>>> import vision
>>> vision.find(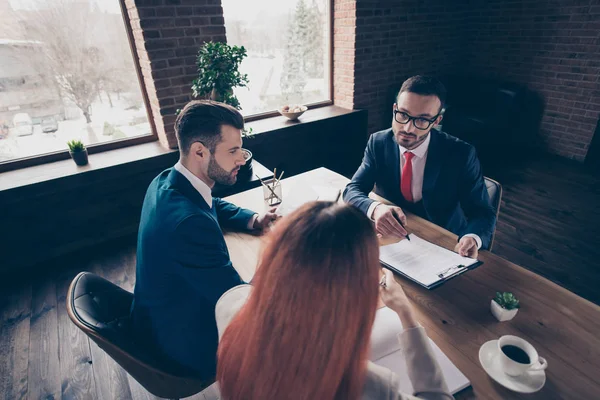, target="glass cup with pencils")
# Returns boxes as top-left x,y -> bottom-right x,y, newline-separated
258,169 -> 284,206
